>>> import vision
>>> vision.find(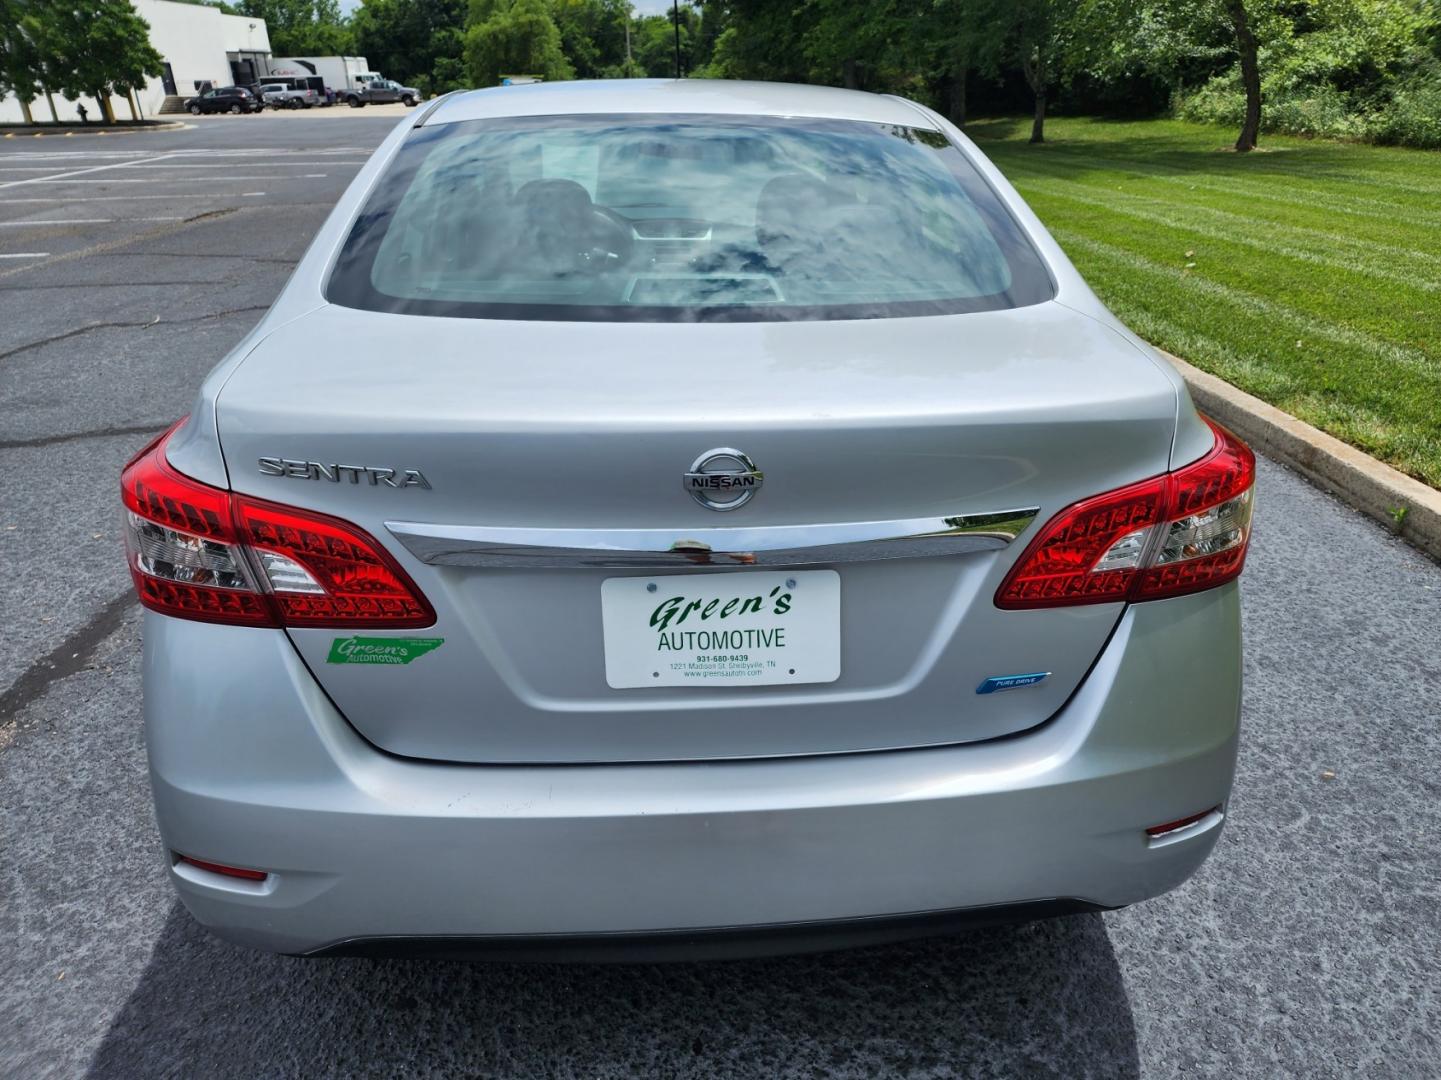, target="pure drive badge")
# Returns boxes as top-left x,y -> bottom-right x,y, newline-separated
259,457 -> 431,489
